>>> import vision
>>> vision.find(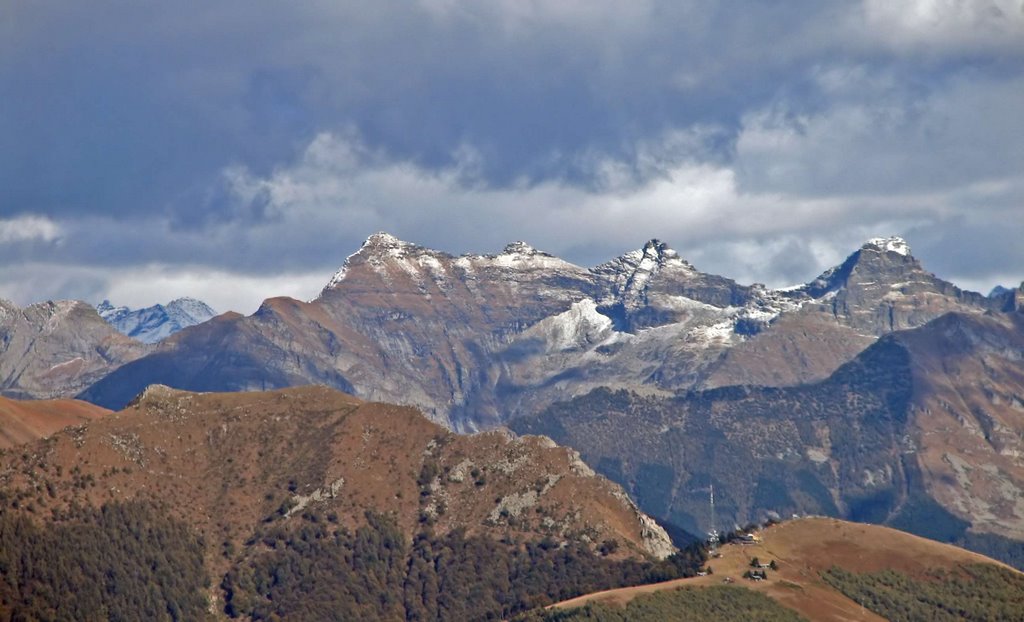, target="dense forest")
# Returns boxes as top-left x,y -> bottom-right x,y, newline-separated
0,498 -> 705,622
223,511 -> 707,621
822,564 -> 1024,621
514,586 -> 806,621
0,502 -> 209,621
